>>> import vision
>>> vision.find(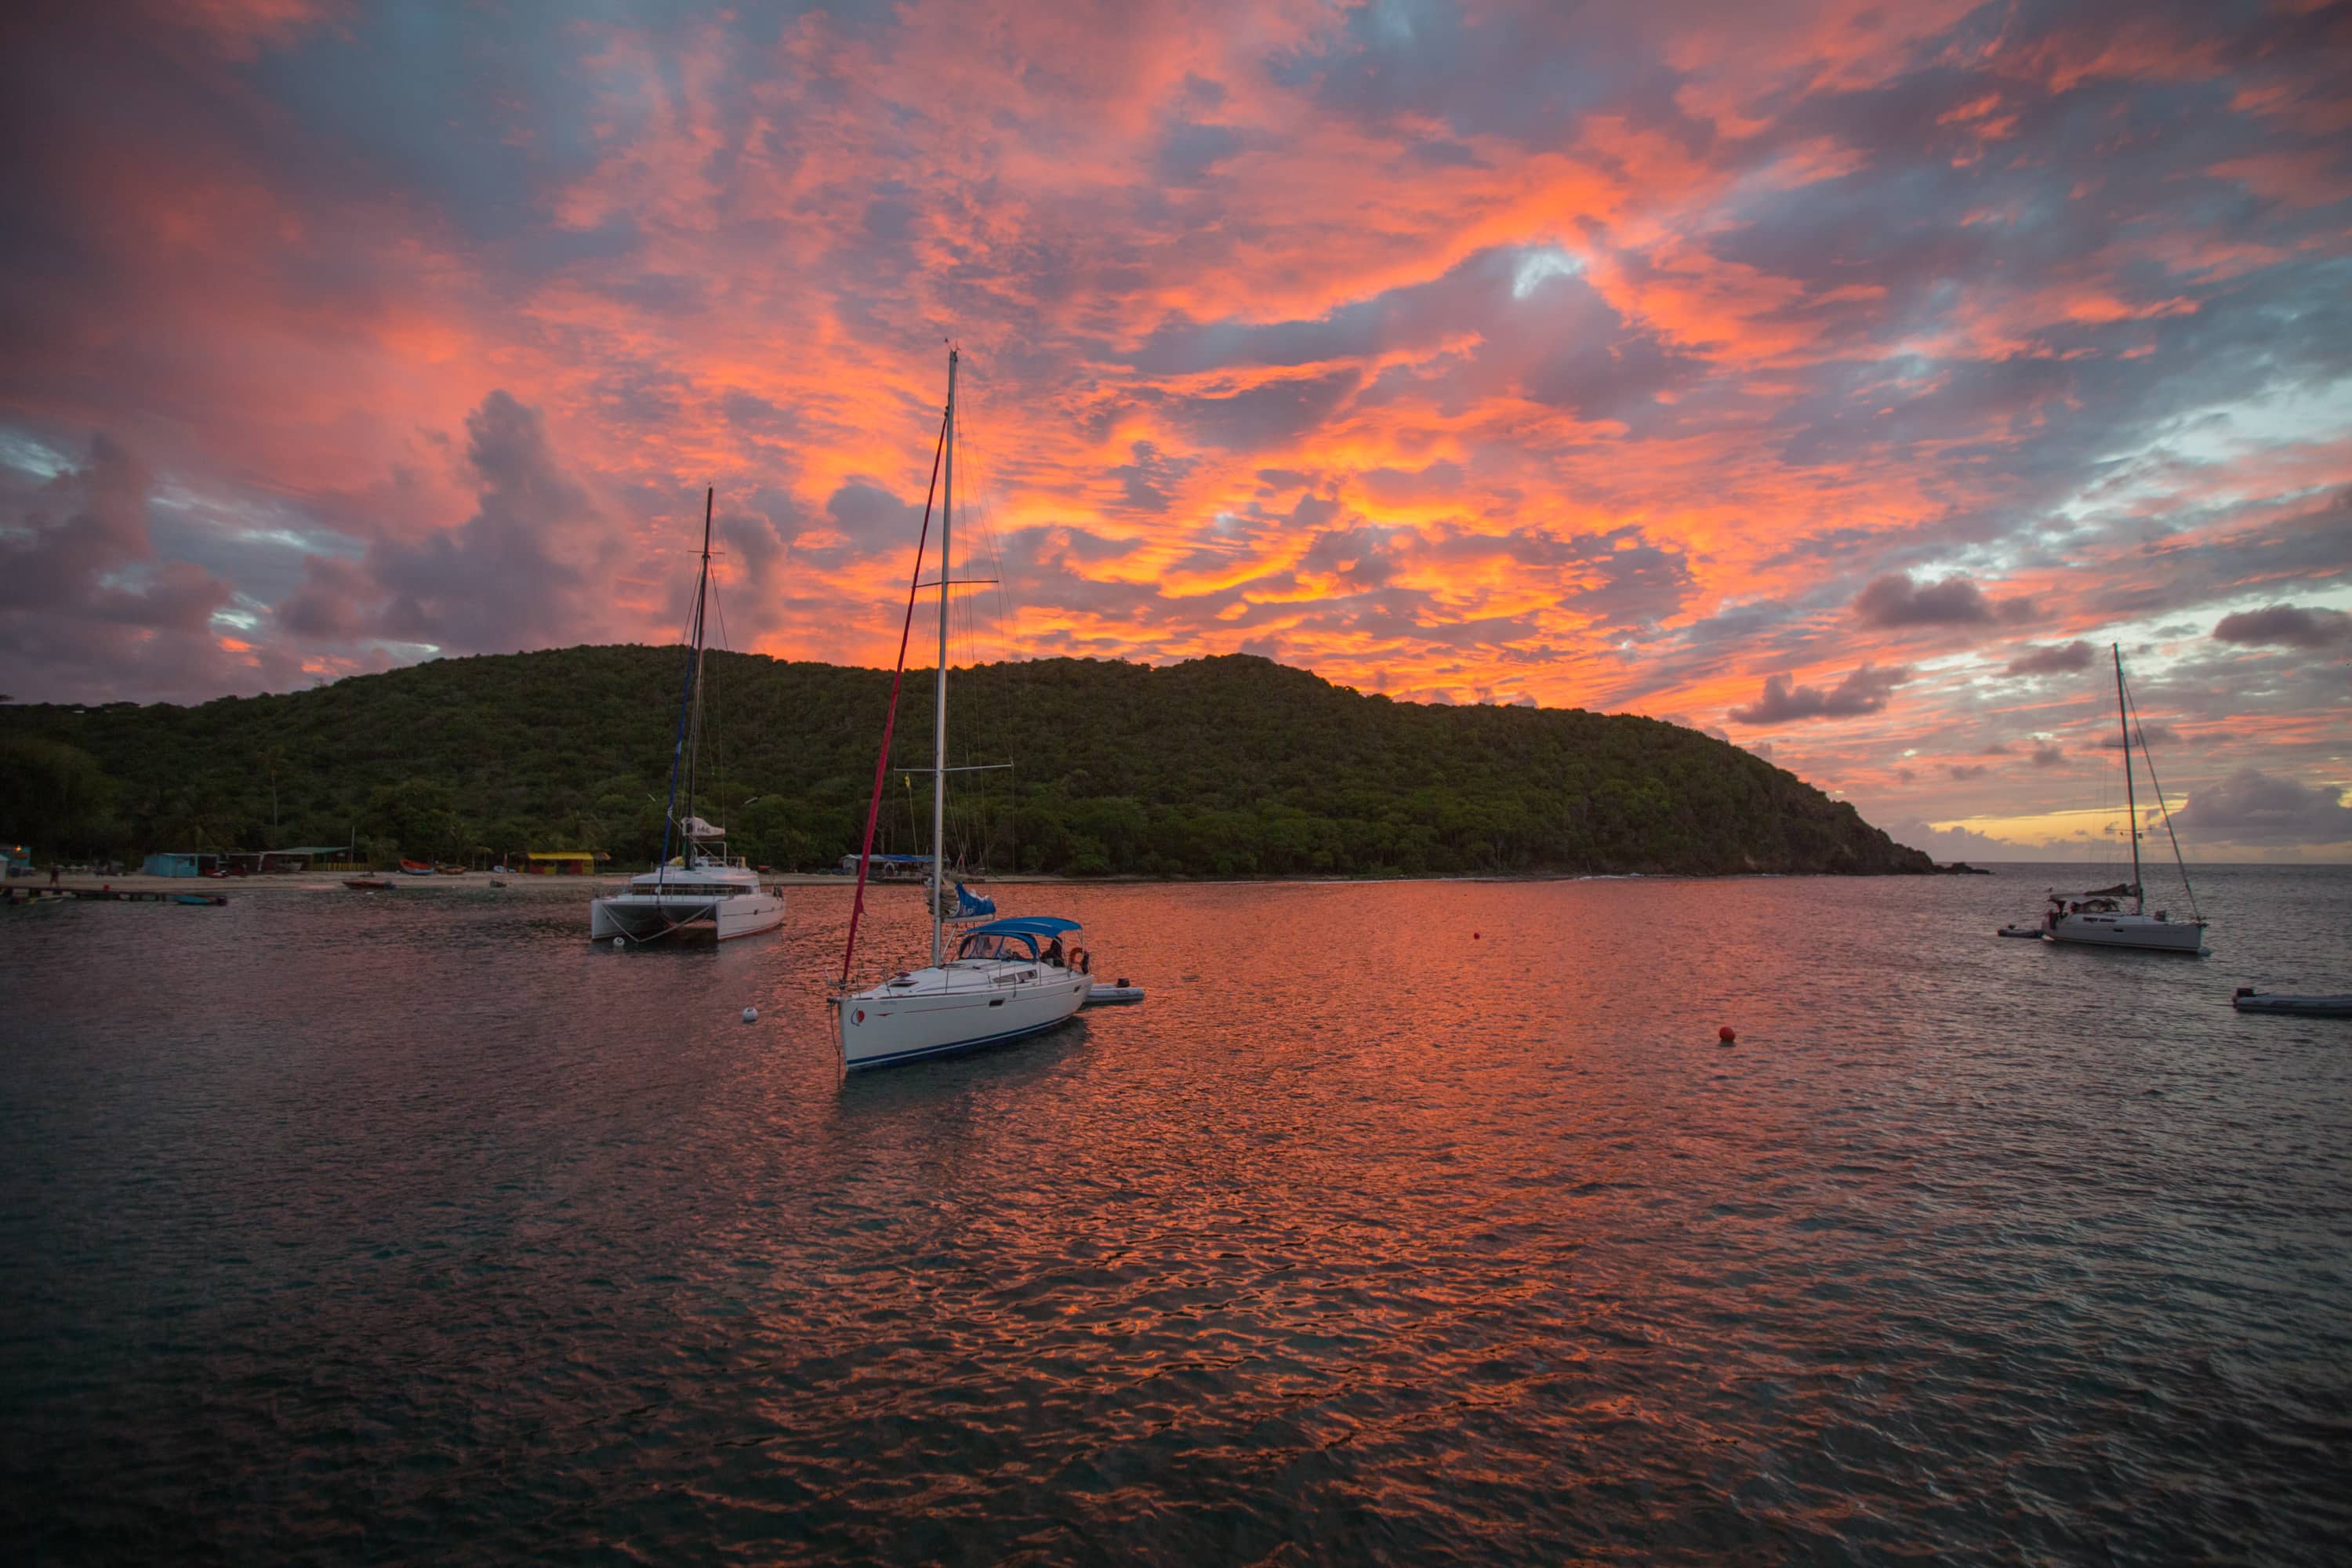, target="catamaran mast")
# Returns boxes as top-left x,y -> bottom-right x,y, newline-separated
2113,643 -> 2142,913
655,487 -> 714,892
687,486 -> 713,866
932,350 -> 956,967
